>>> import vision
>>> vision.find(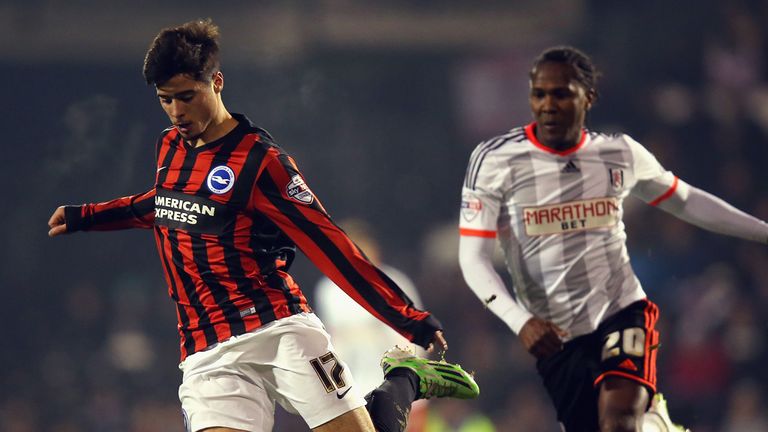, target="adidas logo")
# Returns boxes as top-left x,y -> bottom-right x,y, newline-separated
561,160 -> 580,173
618,358 -> 638,372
